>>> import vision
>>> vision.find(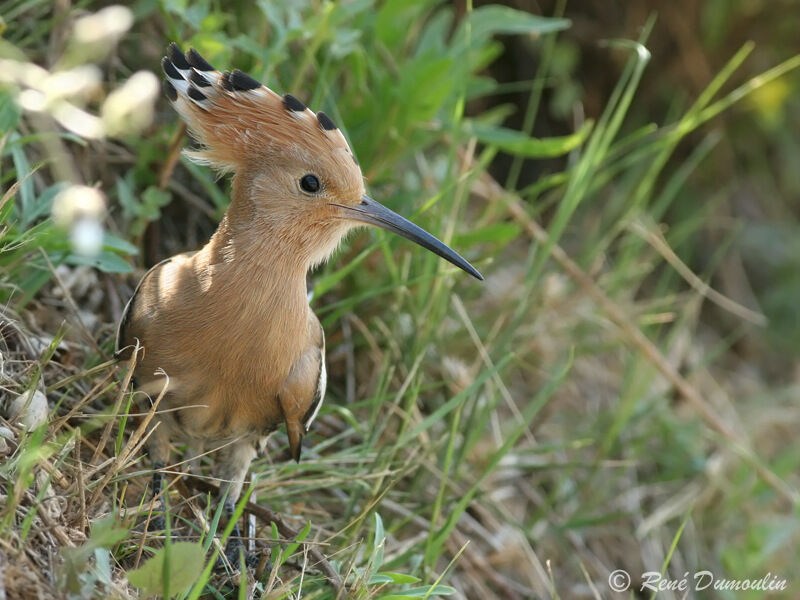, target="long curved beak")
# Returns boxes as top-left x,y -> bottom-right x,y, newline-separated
339,195 -> 483,281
